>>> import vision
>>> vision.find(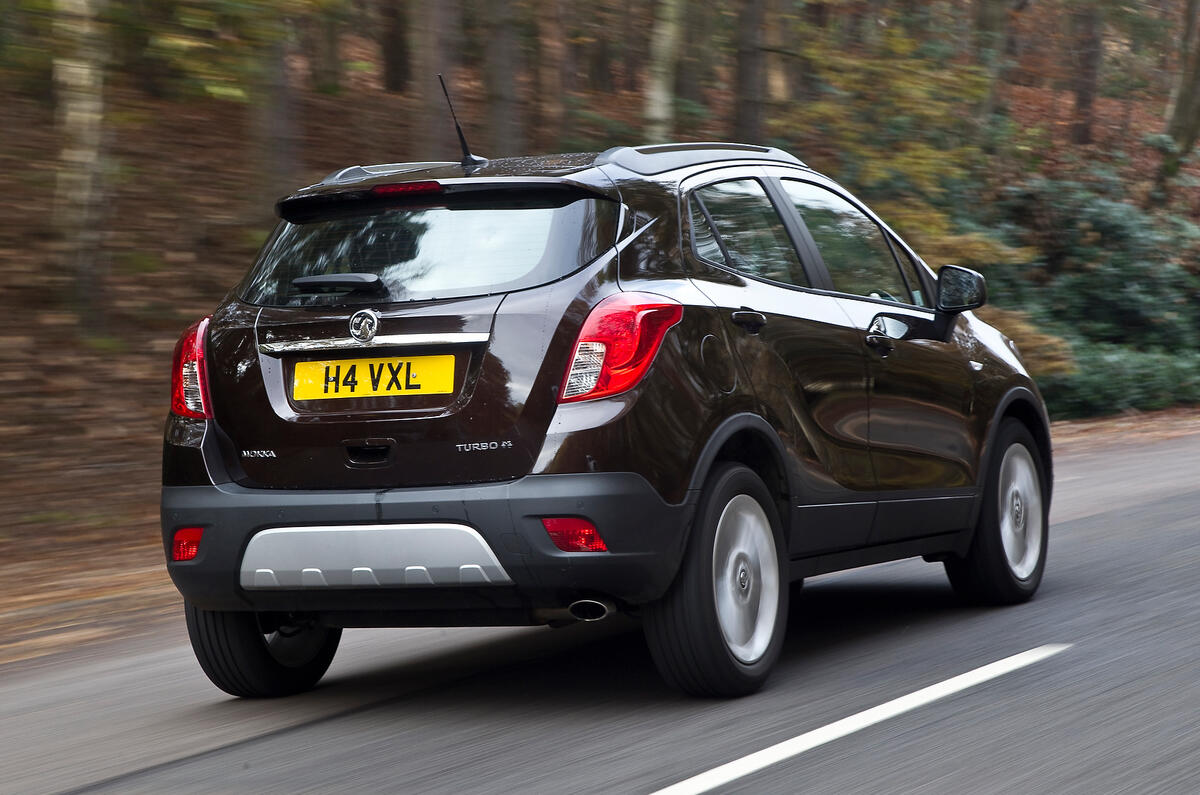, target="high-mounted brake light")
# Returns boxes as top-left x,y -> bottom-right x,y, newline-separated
170,316 -> 212,419
370,181 -> 443,196
172,527 -> 204,561
542,518 -> 607,552
559,292 -> 683,403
